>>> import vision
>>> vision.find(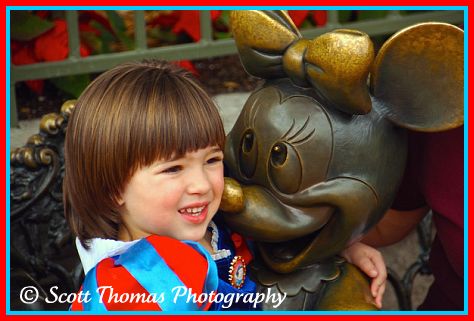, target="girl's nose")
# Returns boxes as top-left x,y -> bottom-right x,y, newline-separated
186,167 -> 212,195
